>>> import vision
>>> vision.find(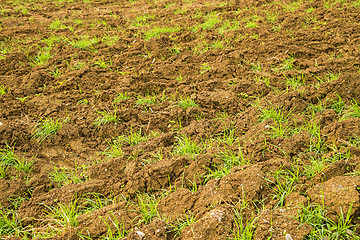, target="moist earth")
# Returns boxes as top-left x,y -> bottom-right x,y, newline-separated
1,0 -> 360,239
